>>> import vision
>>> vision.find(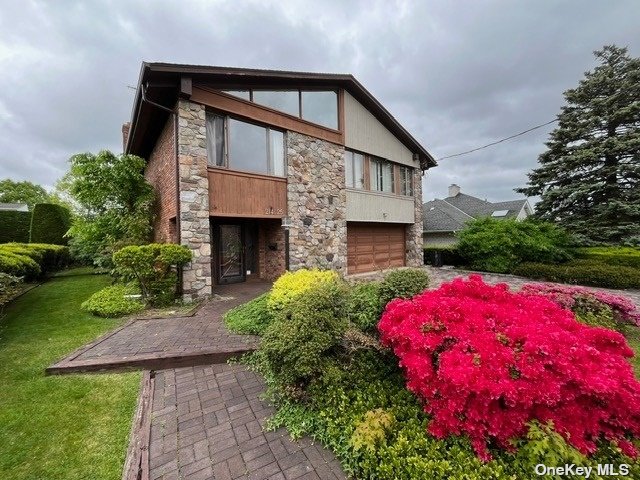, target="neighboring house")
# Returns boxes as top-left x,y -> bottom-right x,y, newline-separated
0,203 -> 29,212
124,63 -> 437,300
423,184 -> 533,246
